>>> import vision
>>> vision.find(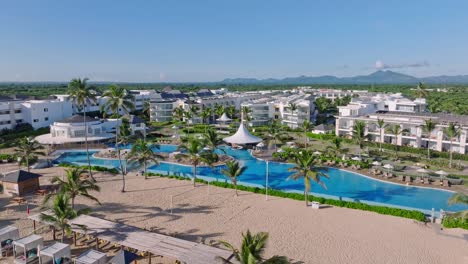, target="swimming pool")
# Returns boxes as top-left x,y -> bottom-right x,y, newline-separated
53,145 -> 468,214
